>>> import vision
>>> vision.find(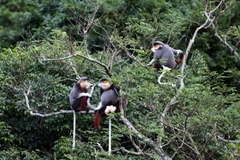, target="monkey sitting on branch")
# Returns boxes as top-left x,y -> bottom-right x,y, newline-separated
145,40 -> 184,71
69,77 -> 95,112
93,78 -> 122,131
145,41 -> 184,86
